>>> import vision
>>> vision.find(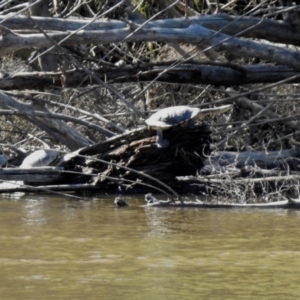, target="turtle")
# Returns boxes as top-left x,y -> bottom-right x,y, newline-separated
145,193 -> 159,204
145,104 -> 232,148
114,197 -> 129,207
19,149 -> 61,168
